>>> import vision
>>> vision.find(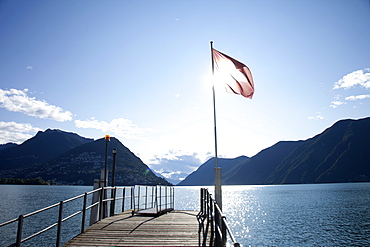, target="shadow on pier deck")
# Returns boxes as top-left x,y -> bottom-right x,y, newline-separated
64,210 -> 212,246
